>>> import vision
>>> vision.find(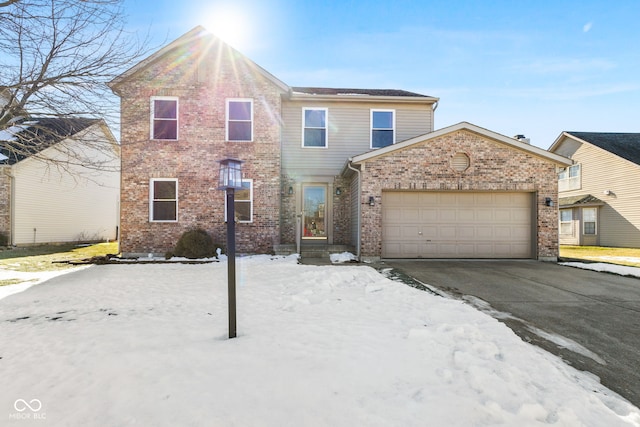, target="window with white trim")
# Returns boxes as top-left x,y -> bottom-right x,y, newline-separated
583,207 -> 597,235
226,99 -> 253,142
150,179 -> 178,222
559,164 -> 581,191
303,108 -> 327,147
560,209 -> 573,235
371,109 -> 395,148
225,179 -> 253,223
151,97 -> 178,140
